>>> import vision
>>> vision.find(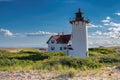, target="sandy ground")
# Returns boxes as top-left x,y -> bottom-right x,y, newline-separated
0,67 -> 120,80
